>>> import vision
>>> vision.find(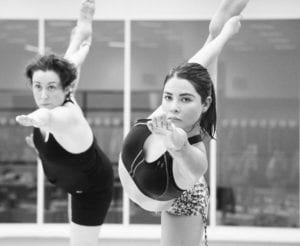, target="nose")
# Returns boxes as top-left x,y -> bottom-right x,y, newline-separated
170,100 -> 180,113
40,89 -> 49,99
